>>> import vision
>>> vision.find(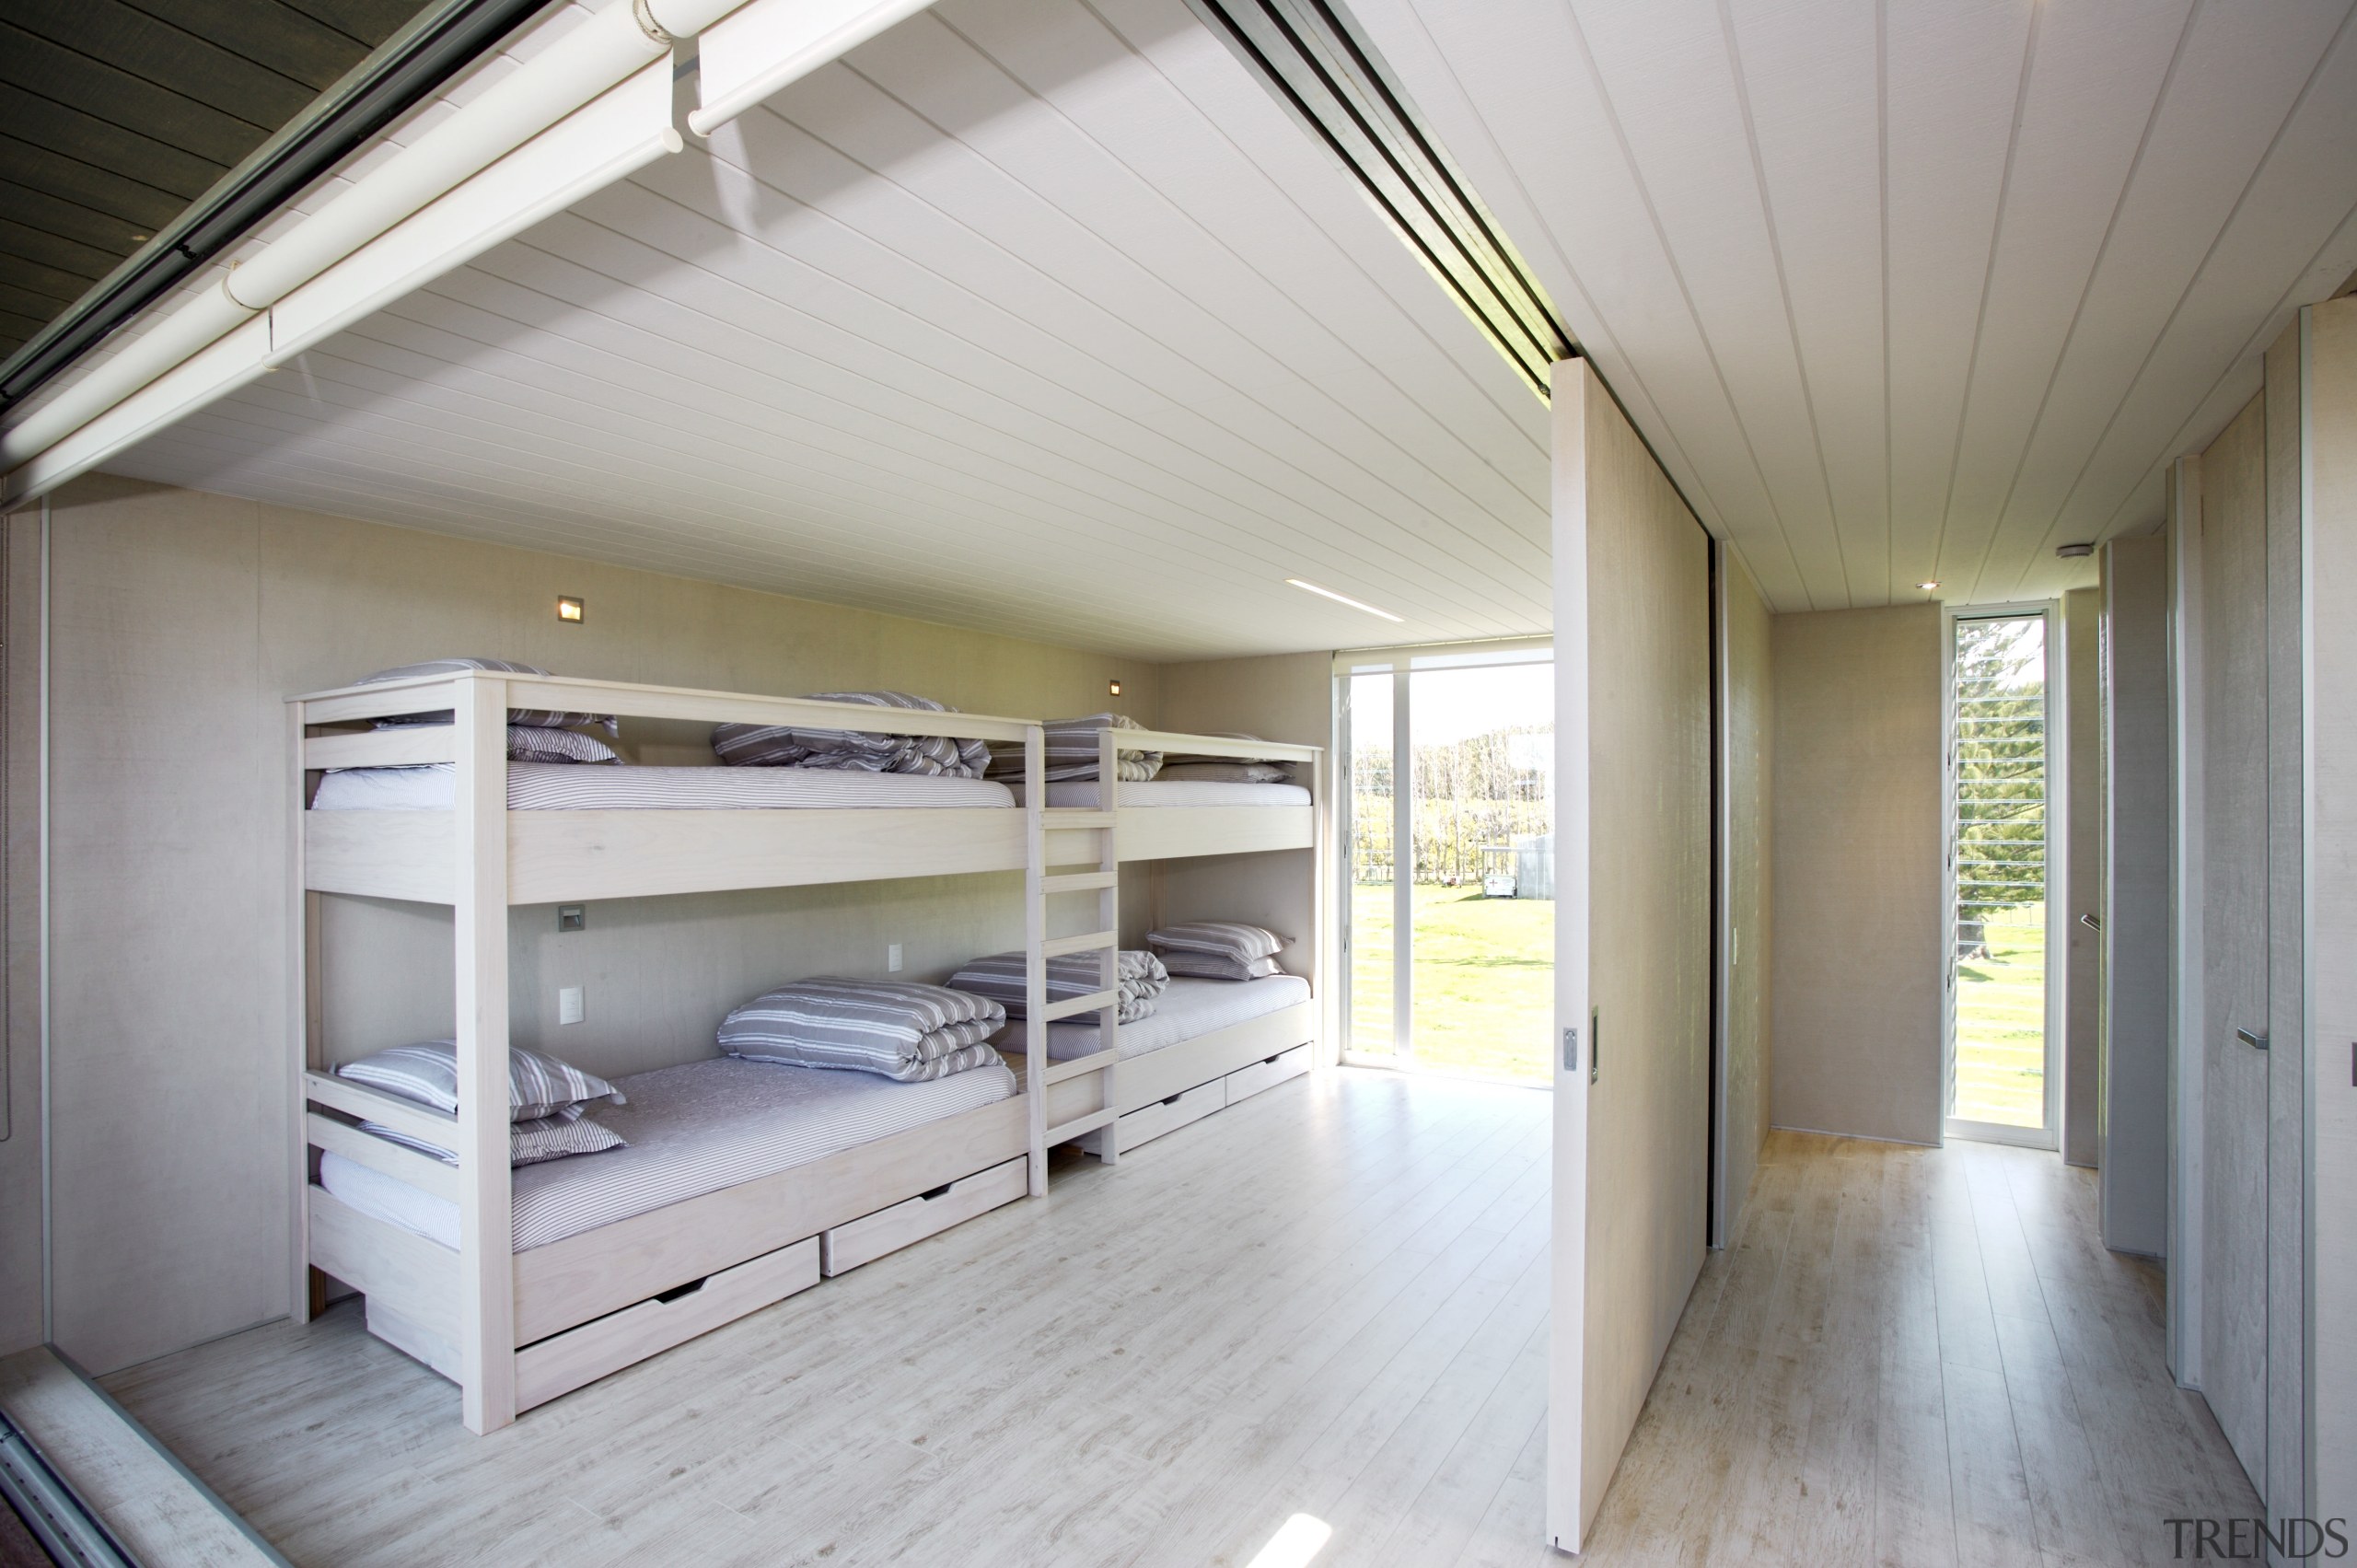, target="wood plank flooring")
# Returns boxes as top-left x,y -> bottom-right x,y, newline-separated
99,1078 -> 2254,1567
